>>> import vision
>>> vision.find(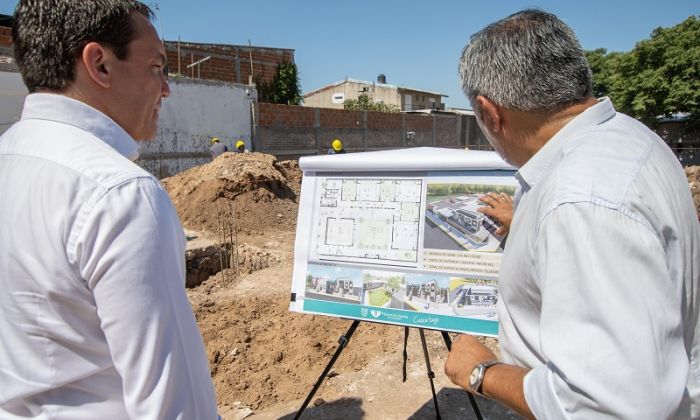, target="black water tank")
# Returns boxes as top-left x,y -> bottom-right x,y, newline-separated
377,74 -> 386,84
